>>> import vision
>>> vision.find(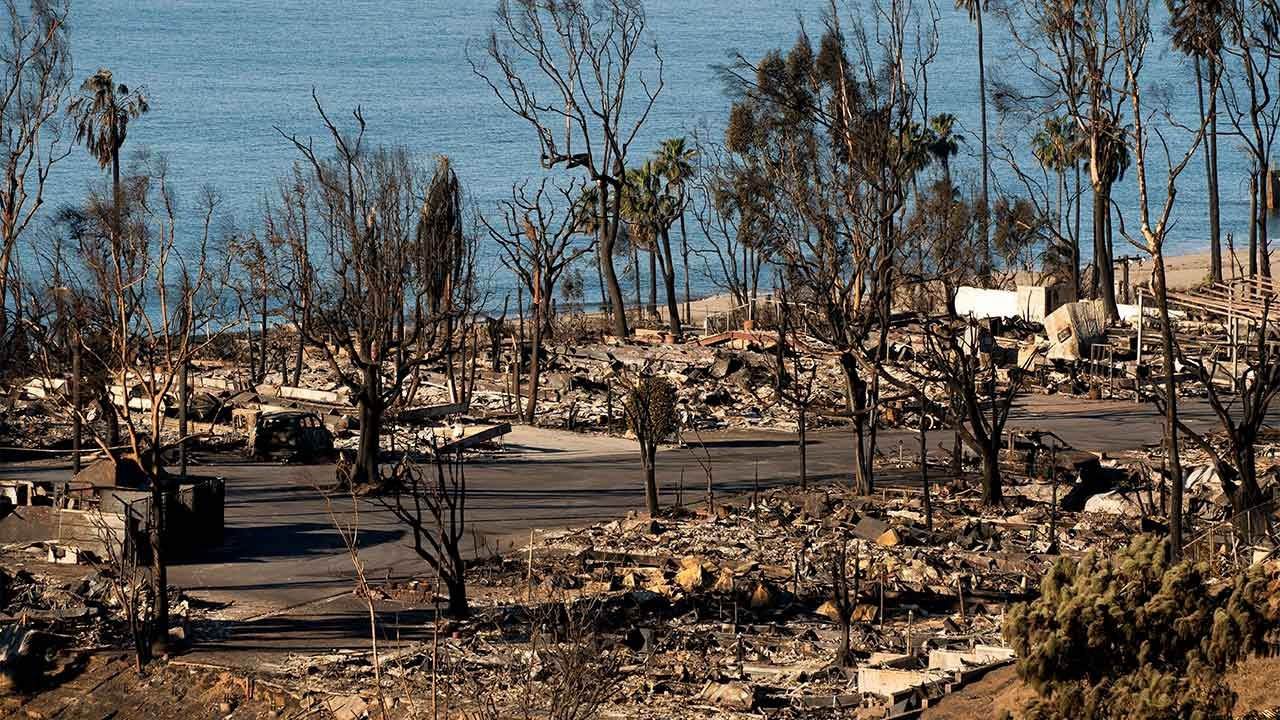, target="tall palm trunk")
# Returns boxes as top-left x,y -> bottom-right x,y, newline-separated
976,8 -> 991,278
647,247 -> 657,318
1074,164 -> 1082,293
1250,173 -> 1259,277
1093,181 -> 1119,319
680,210 -> 690,324
1198,58 -> 1222,284
1259,167 -> 1272,279
595,253 -> 607,318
